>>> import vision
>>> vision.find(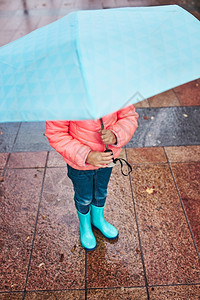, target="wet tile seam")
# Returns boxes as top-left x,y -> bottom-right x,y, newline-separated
11,122 -> 22,151
22,151 -> 50,300
5,166 -> 65,170
163,147 -> 200,261
0,291 -> 24,295
148,282 -> 200,287
1,123 -> 22,176
171,88 -> 182,106
125,148 -> 150,300
126,143 -> 200,148
132,161 -> 200,165
2,282 -> 200,295
86,282 -> 200,289
1,153 -> 11,177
